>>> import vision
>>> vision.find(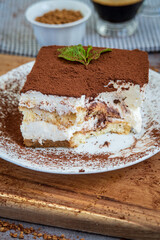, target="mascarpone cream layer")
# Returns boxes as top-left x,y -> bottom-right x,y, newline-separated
21,117 -> 98,144
21,107 -> 141,144
19,81 -> 145,137
19,81 -> 145,115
